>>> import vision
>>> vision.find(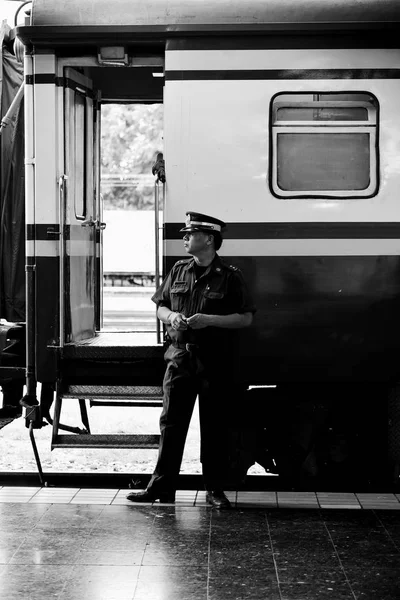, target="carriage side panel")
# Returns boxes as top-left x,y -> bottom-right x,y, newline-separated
164,46 -> 400,383
30,53 -> 60,382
